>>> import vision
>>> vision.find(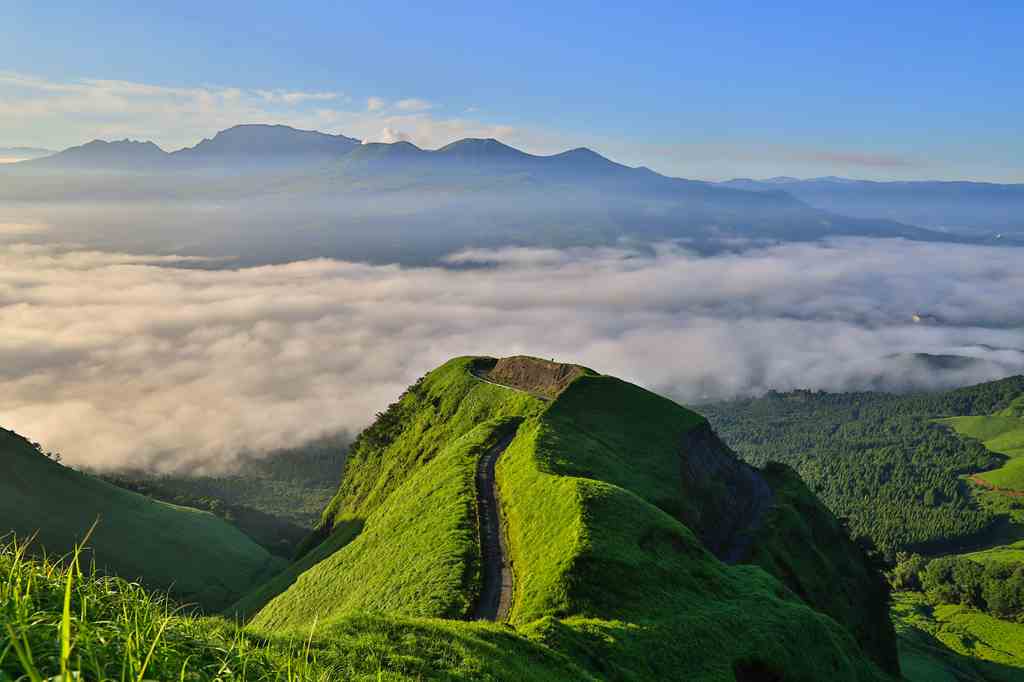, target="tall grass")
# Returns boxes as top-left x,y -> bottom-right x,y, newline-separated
0,534 -> 333,681
0,534 -> 589,681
